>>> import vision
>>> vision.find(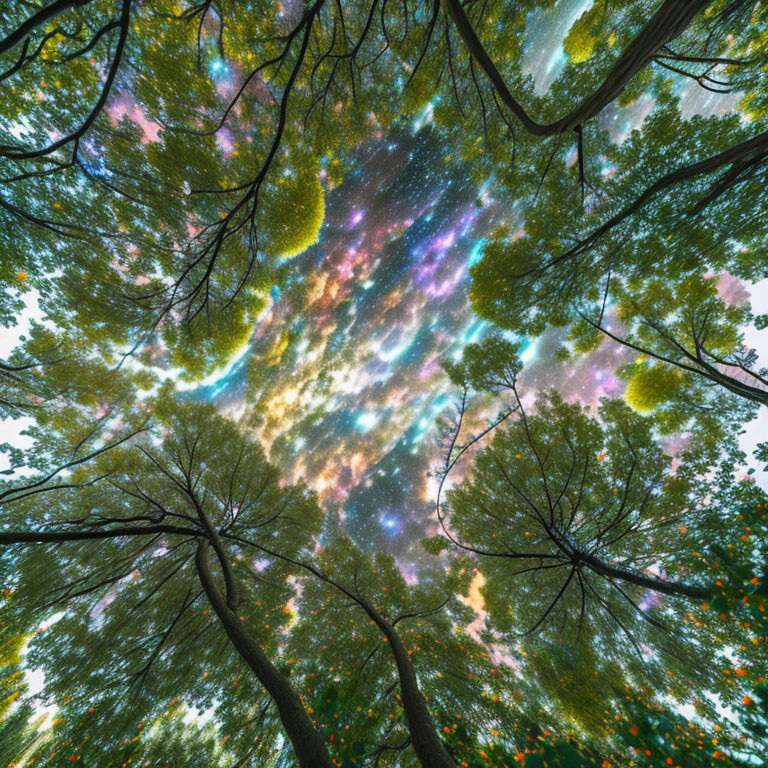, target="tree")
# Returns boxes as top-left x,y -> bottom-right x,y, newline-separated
0,0 -> 405,379
261,529 -> 472,768
442,0 -> 713,135
0,397 -> 335,768
467,90 -> 768,426
429,338 -> 768,758
441,388 -> 713,615
431,340 -> 747,706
